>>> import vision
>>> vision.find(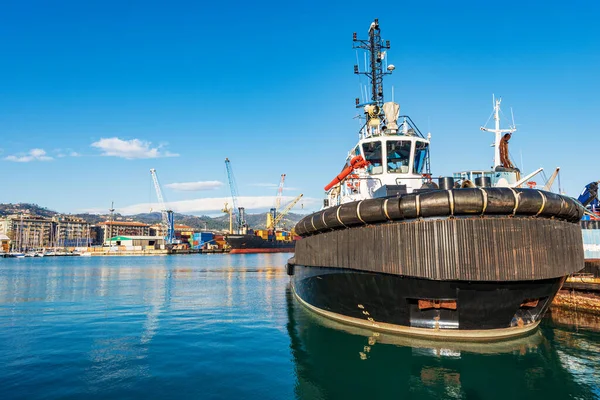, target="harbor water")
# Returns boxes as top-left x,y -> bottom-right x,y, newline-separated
0,254 -> 599,399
